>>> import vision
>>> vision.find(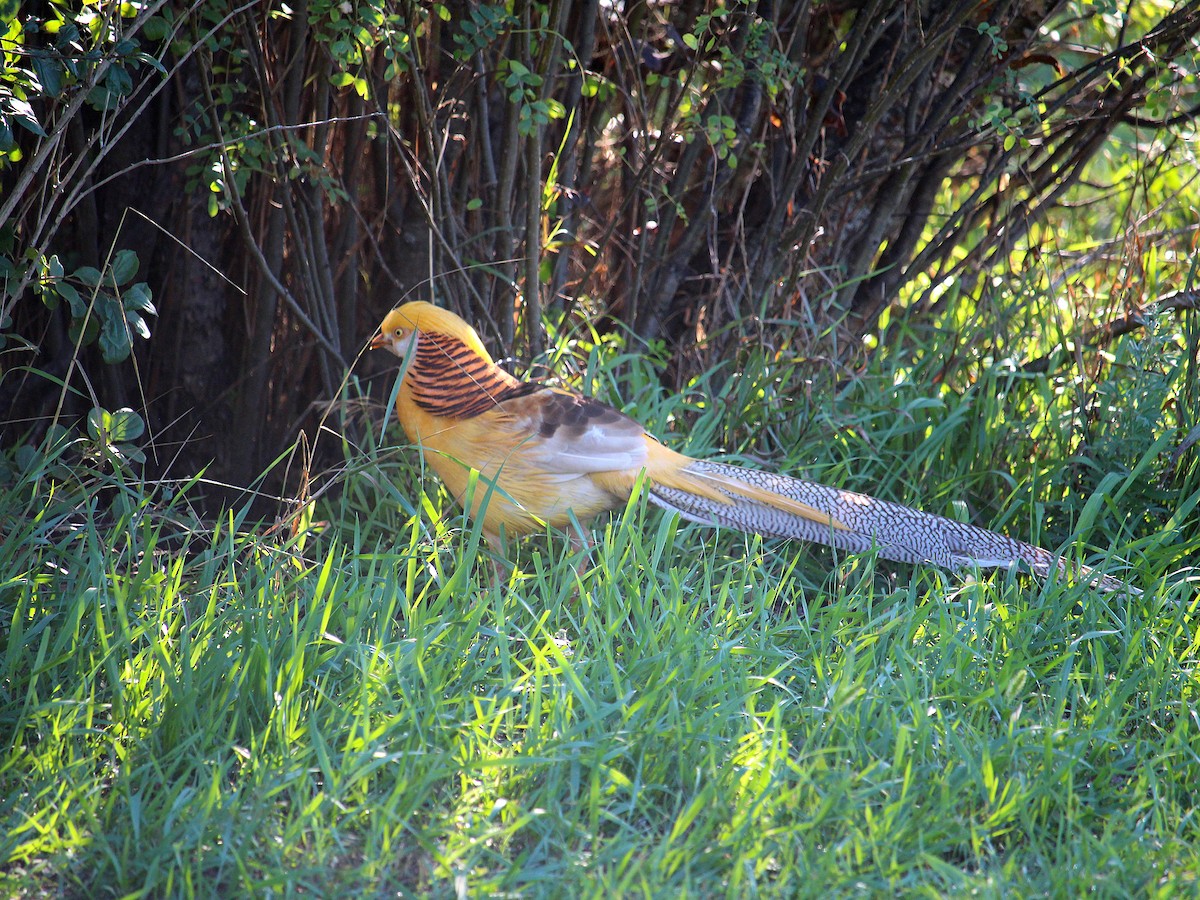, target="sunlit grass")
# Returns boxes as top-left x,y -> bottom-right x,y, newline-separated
3,277 -> 1198,896
4,120 -> 1200,893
